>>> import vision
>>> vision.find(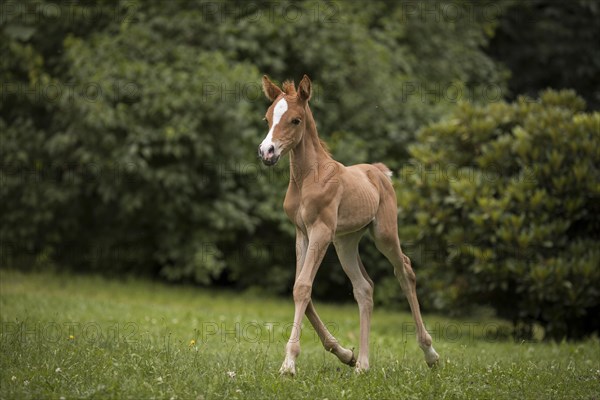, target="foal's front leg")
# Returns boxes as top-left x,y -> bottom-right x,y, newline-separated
295,230 -> 356,368
280,226 -> 332,376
